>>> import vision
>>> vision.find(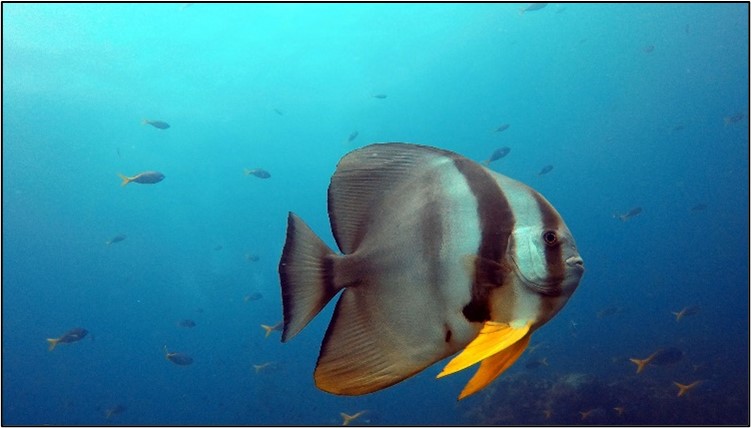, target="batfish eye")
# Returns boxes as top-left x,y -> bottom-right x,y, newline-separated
542,230 -> 558,246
